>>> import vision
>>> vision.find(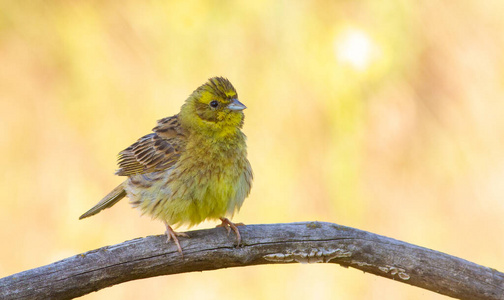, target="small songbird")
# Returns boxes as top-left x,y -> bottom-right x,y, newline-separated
80,77 -> 253,255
